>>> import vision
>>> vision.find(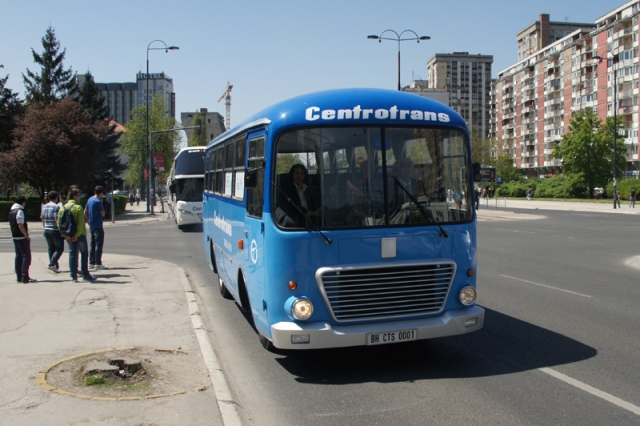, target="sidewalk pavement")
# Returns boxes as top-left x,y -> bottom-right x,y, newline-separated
476,198 -> 640,221
0,197 -> 169,237
0,199 -> 226,425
